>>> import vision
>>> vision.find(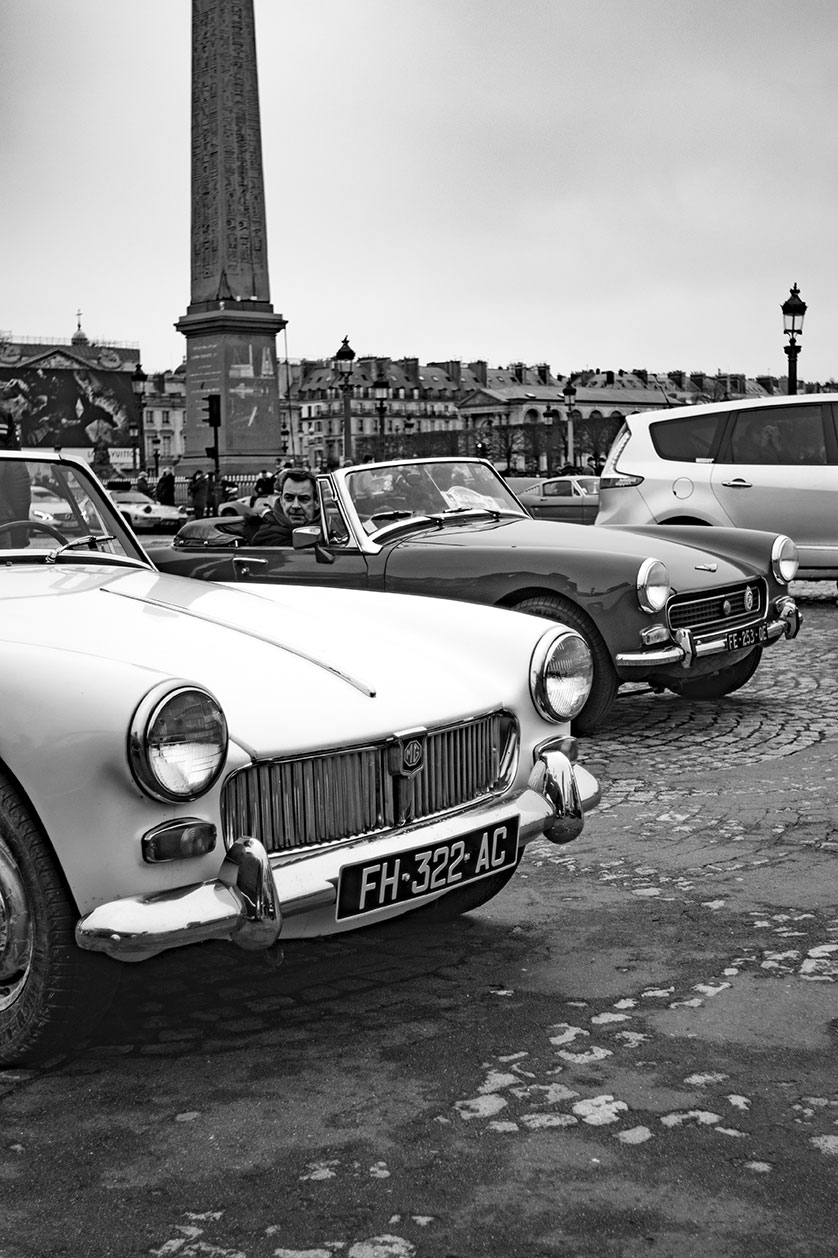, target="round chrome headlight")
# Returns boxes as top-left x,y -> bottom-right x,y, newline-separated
530,629 -> 594,722
130,684 -> 228,801
771,534 -> 799,584
637,557 -> 670,613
